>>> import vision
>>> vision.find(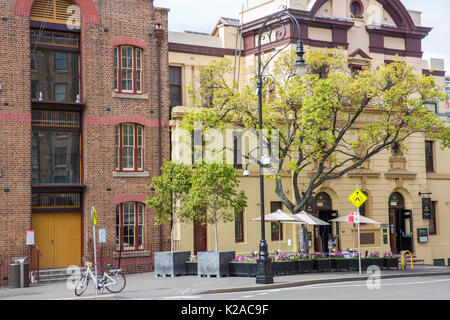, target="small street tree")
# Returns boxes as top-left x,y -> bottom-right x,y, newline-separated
181,48 -> 450,252
146,160 -> 193,251
186,161 -> 248,252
